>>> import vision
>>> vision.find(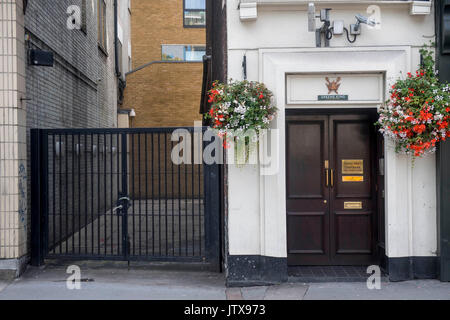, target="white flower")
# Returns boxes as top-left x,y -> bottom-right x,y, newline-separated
234,104 -> 247,115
